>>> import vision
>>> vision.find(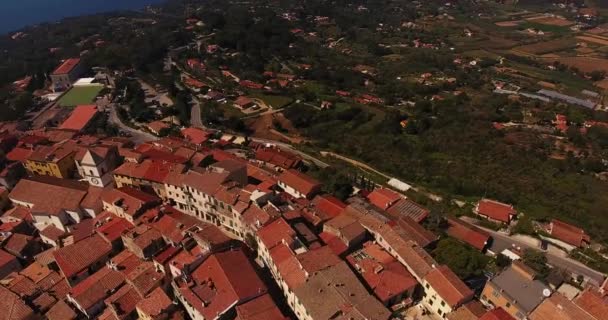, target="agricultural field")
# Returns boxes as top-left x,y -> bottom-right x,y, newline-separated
552,56 -> 608,73
525,15 -> 574,27
249,93 -> 294,109
512,38 -> 577,55
58,85 -> 104,107
576,35 -> 608,46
